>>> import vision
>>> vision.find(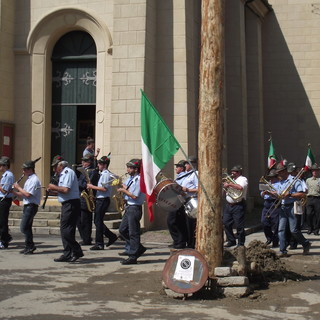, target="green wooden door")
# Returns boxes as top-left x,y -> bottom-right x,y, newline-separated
51,31 -> 97,166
